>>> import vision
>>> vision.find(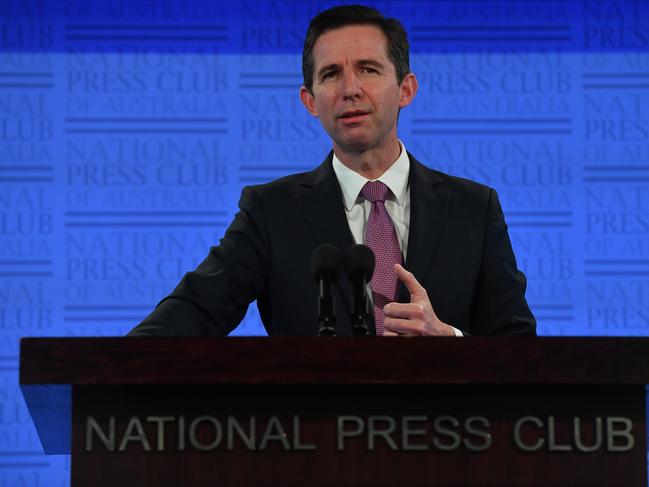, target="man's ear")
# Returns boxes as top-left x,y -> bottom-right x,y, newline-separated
398,73 -> 418,108
300,86 -> 318,117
